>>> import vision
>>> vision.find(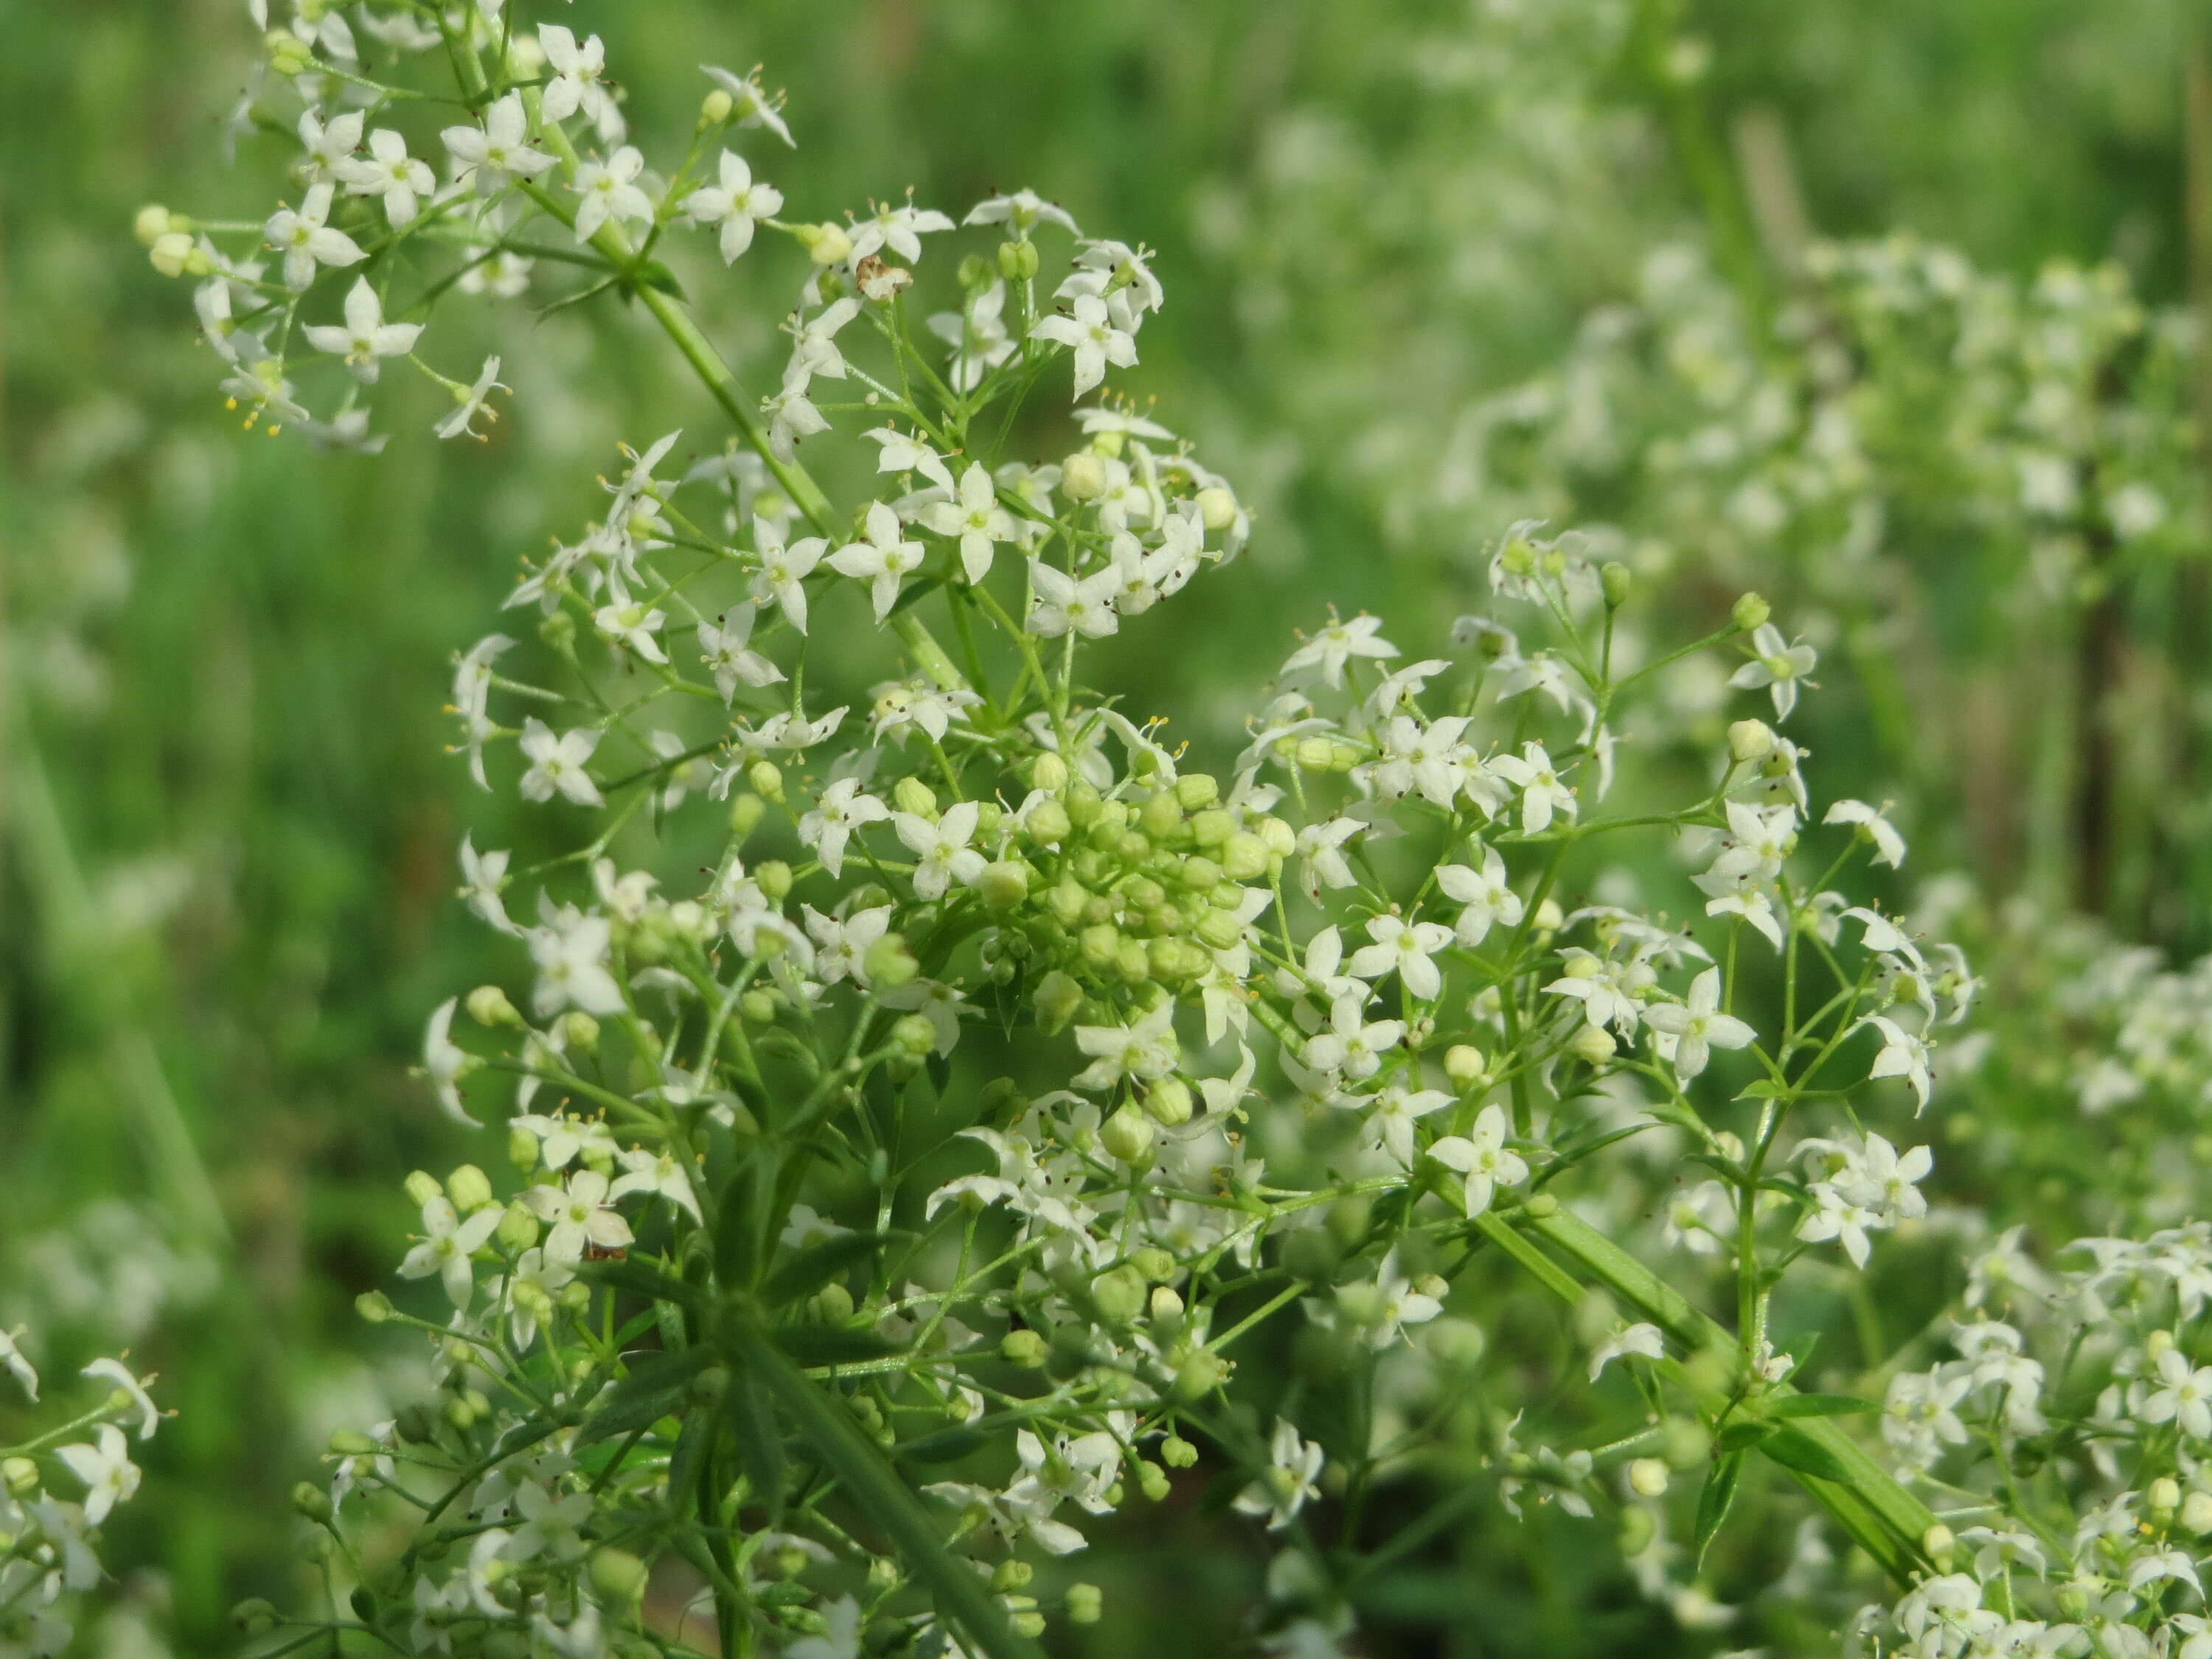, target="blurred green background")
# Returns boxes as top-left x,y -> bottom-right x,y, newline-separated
4,0 -> 2209,1651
